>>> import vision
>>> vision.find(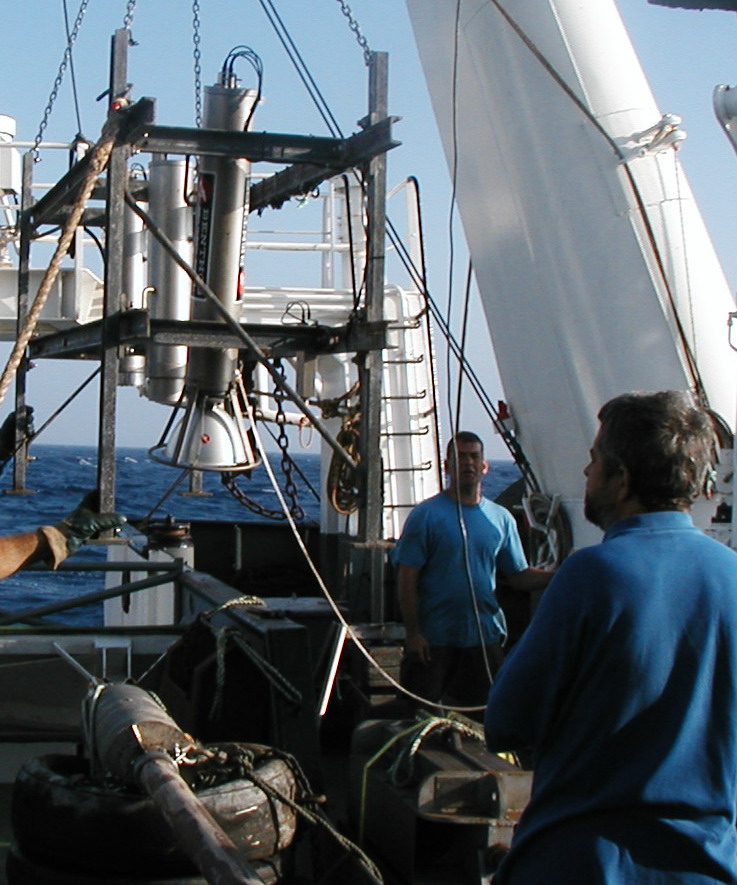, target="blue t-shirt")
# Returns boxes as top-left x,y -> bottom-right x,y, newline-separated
485,511 -> 737,884
393,492 -> 528,647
